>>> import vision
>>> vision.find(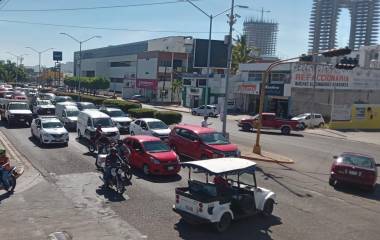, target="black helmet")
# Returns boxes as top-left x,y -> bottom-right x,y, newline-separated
110,147 -> 118,154
118,140 -> 123,145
